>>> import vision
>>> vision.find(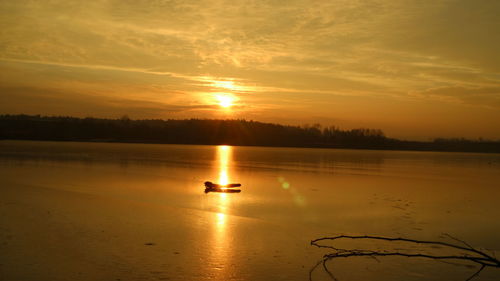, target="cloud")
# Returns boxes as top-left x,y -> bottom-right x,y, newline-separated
414,86 -> 500,108
2,0 -> 498,93
0,85 -> 219,118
